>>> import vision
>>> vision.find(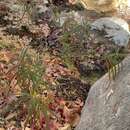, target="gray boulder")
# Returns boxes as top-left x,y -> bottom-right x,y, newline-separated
91,17 -> 130,47
75,55 -> 130,130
